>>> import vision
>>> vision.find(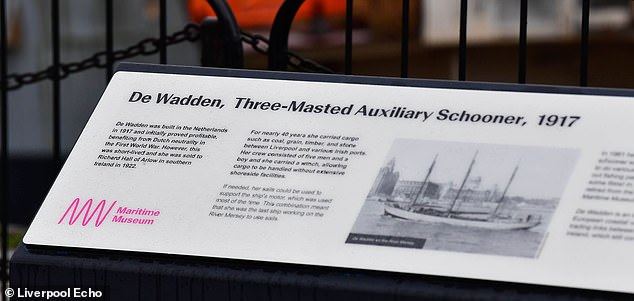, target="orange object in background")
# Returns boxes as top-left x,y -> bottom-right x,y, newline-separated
187,0 -> 345,28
